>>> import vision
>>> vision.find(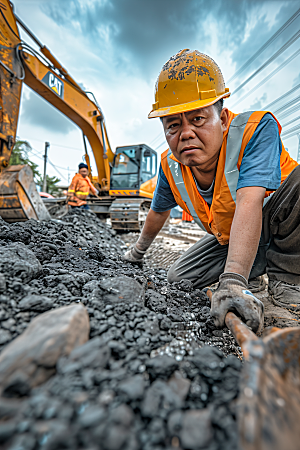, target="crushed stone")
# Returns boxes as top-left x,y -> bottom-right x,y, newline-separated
0,210 -> 242,450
